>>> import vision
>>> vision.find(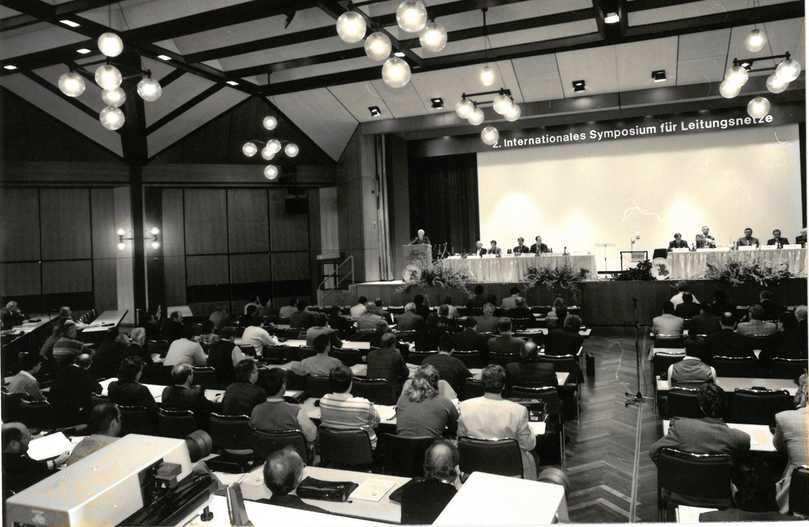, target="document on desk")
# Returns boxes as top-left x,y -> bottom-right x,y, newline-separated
349,478 -> 396,502
27,432 -> 73,461
376,405 -> 396,422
